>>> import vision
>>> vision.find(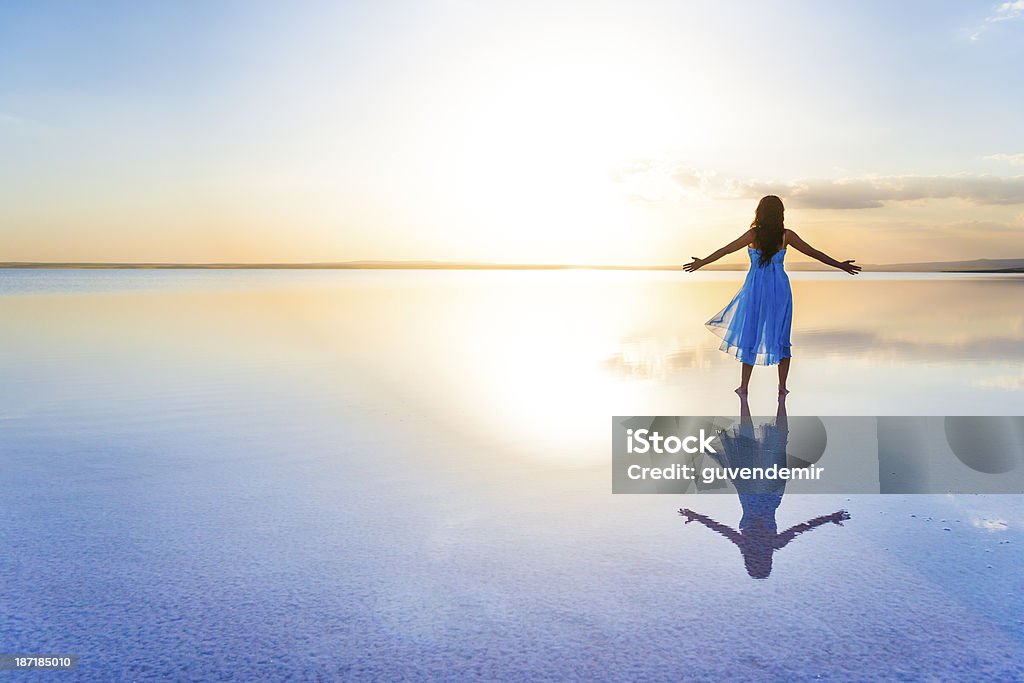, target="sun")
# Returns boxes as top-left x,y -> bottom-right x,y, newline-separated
440,52 -> 695,262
